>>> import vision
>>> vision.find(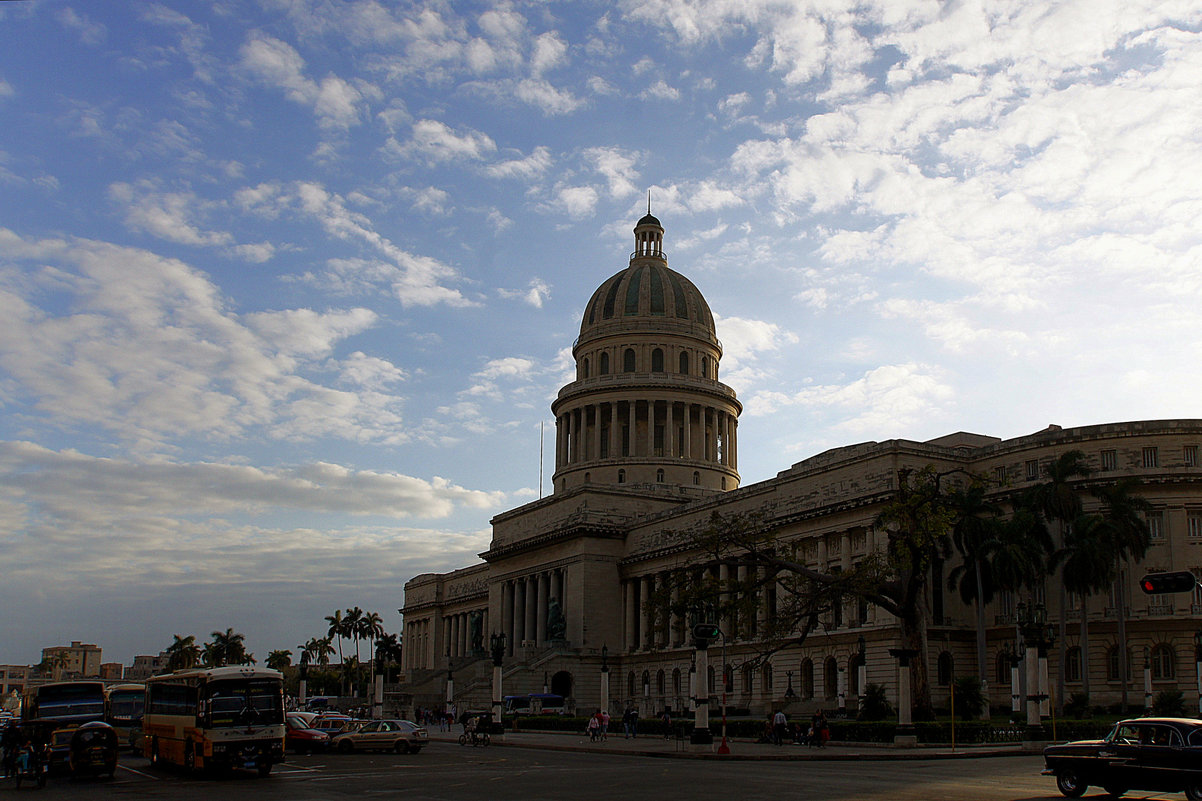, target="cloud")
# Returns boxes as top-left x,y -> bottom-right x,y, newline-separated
485,146 -> 552,180
0,229 -> 411,447
584,147 -> 640,199
498,279 -> 551,308
240,35 -> 373,130
56,7 -> 107,45
401,119 -> 497,164
108,181 -> 234,247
